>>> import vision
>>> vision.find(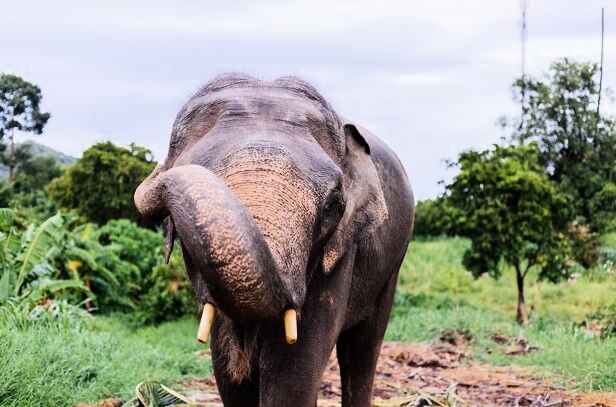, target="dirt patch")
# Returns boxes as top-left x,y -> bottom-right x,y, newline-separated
179,341 -> 616,407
